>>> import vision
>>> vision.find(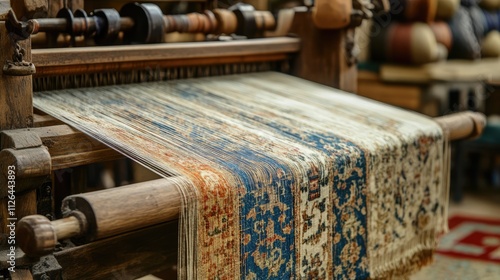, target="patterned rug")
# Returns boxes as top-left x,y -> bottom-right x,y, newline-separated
34,72 -> 449,279
412,215 -> 500,279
